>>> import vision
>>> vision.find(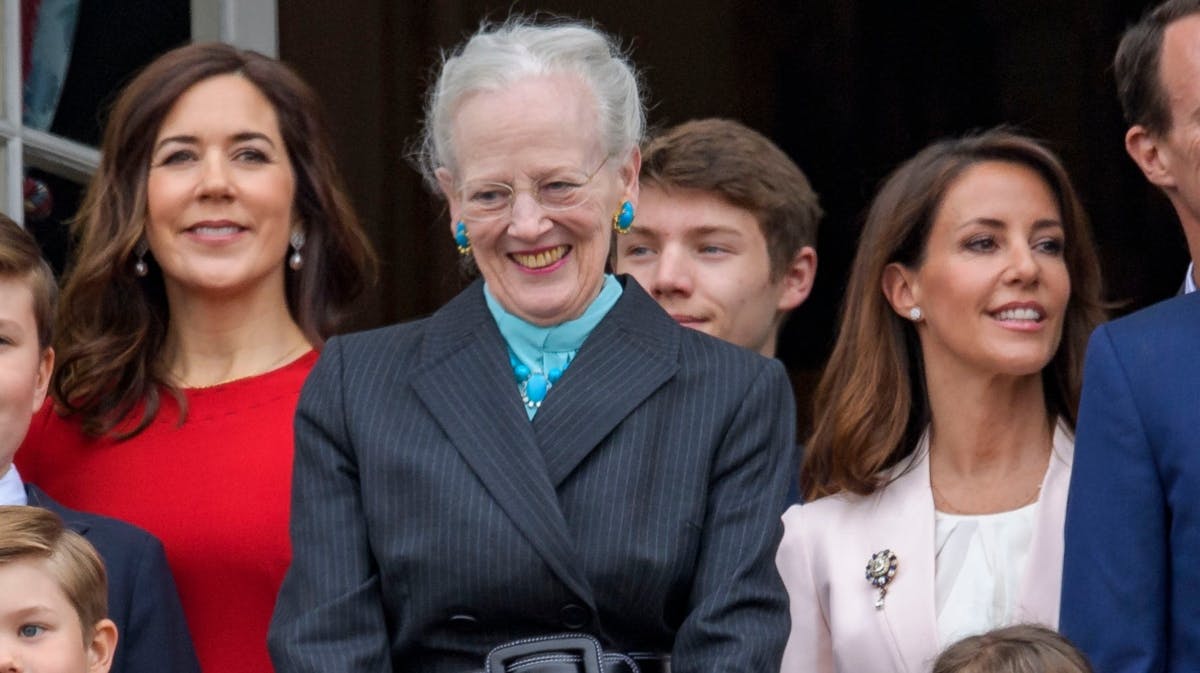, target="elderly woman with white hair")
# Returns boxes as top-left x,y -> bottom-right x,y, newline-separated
268,16 -> 795,673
